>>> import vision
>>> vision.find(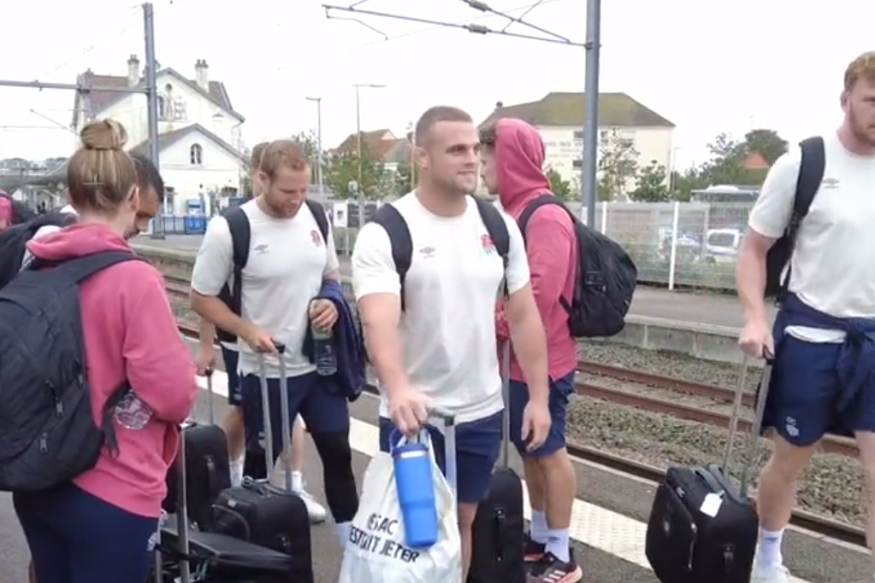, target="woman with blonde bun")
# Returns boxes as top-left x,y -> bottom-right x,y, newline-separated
14,119 -> 197,583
